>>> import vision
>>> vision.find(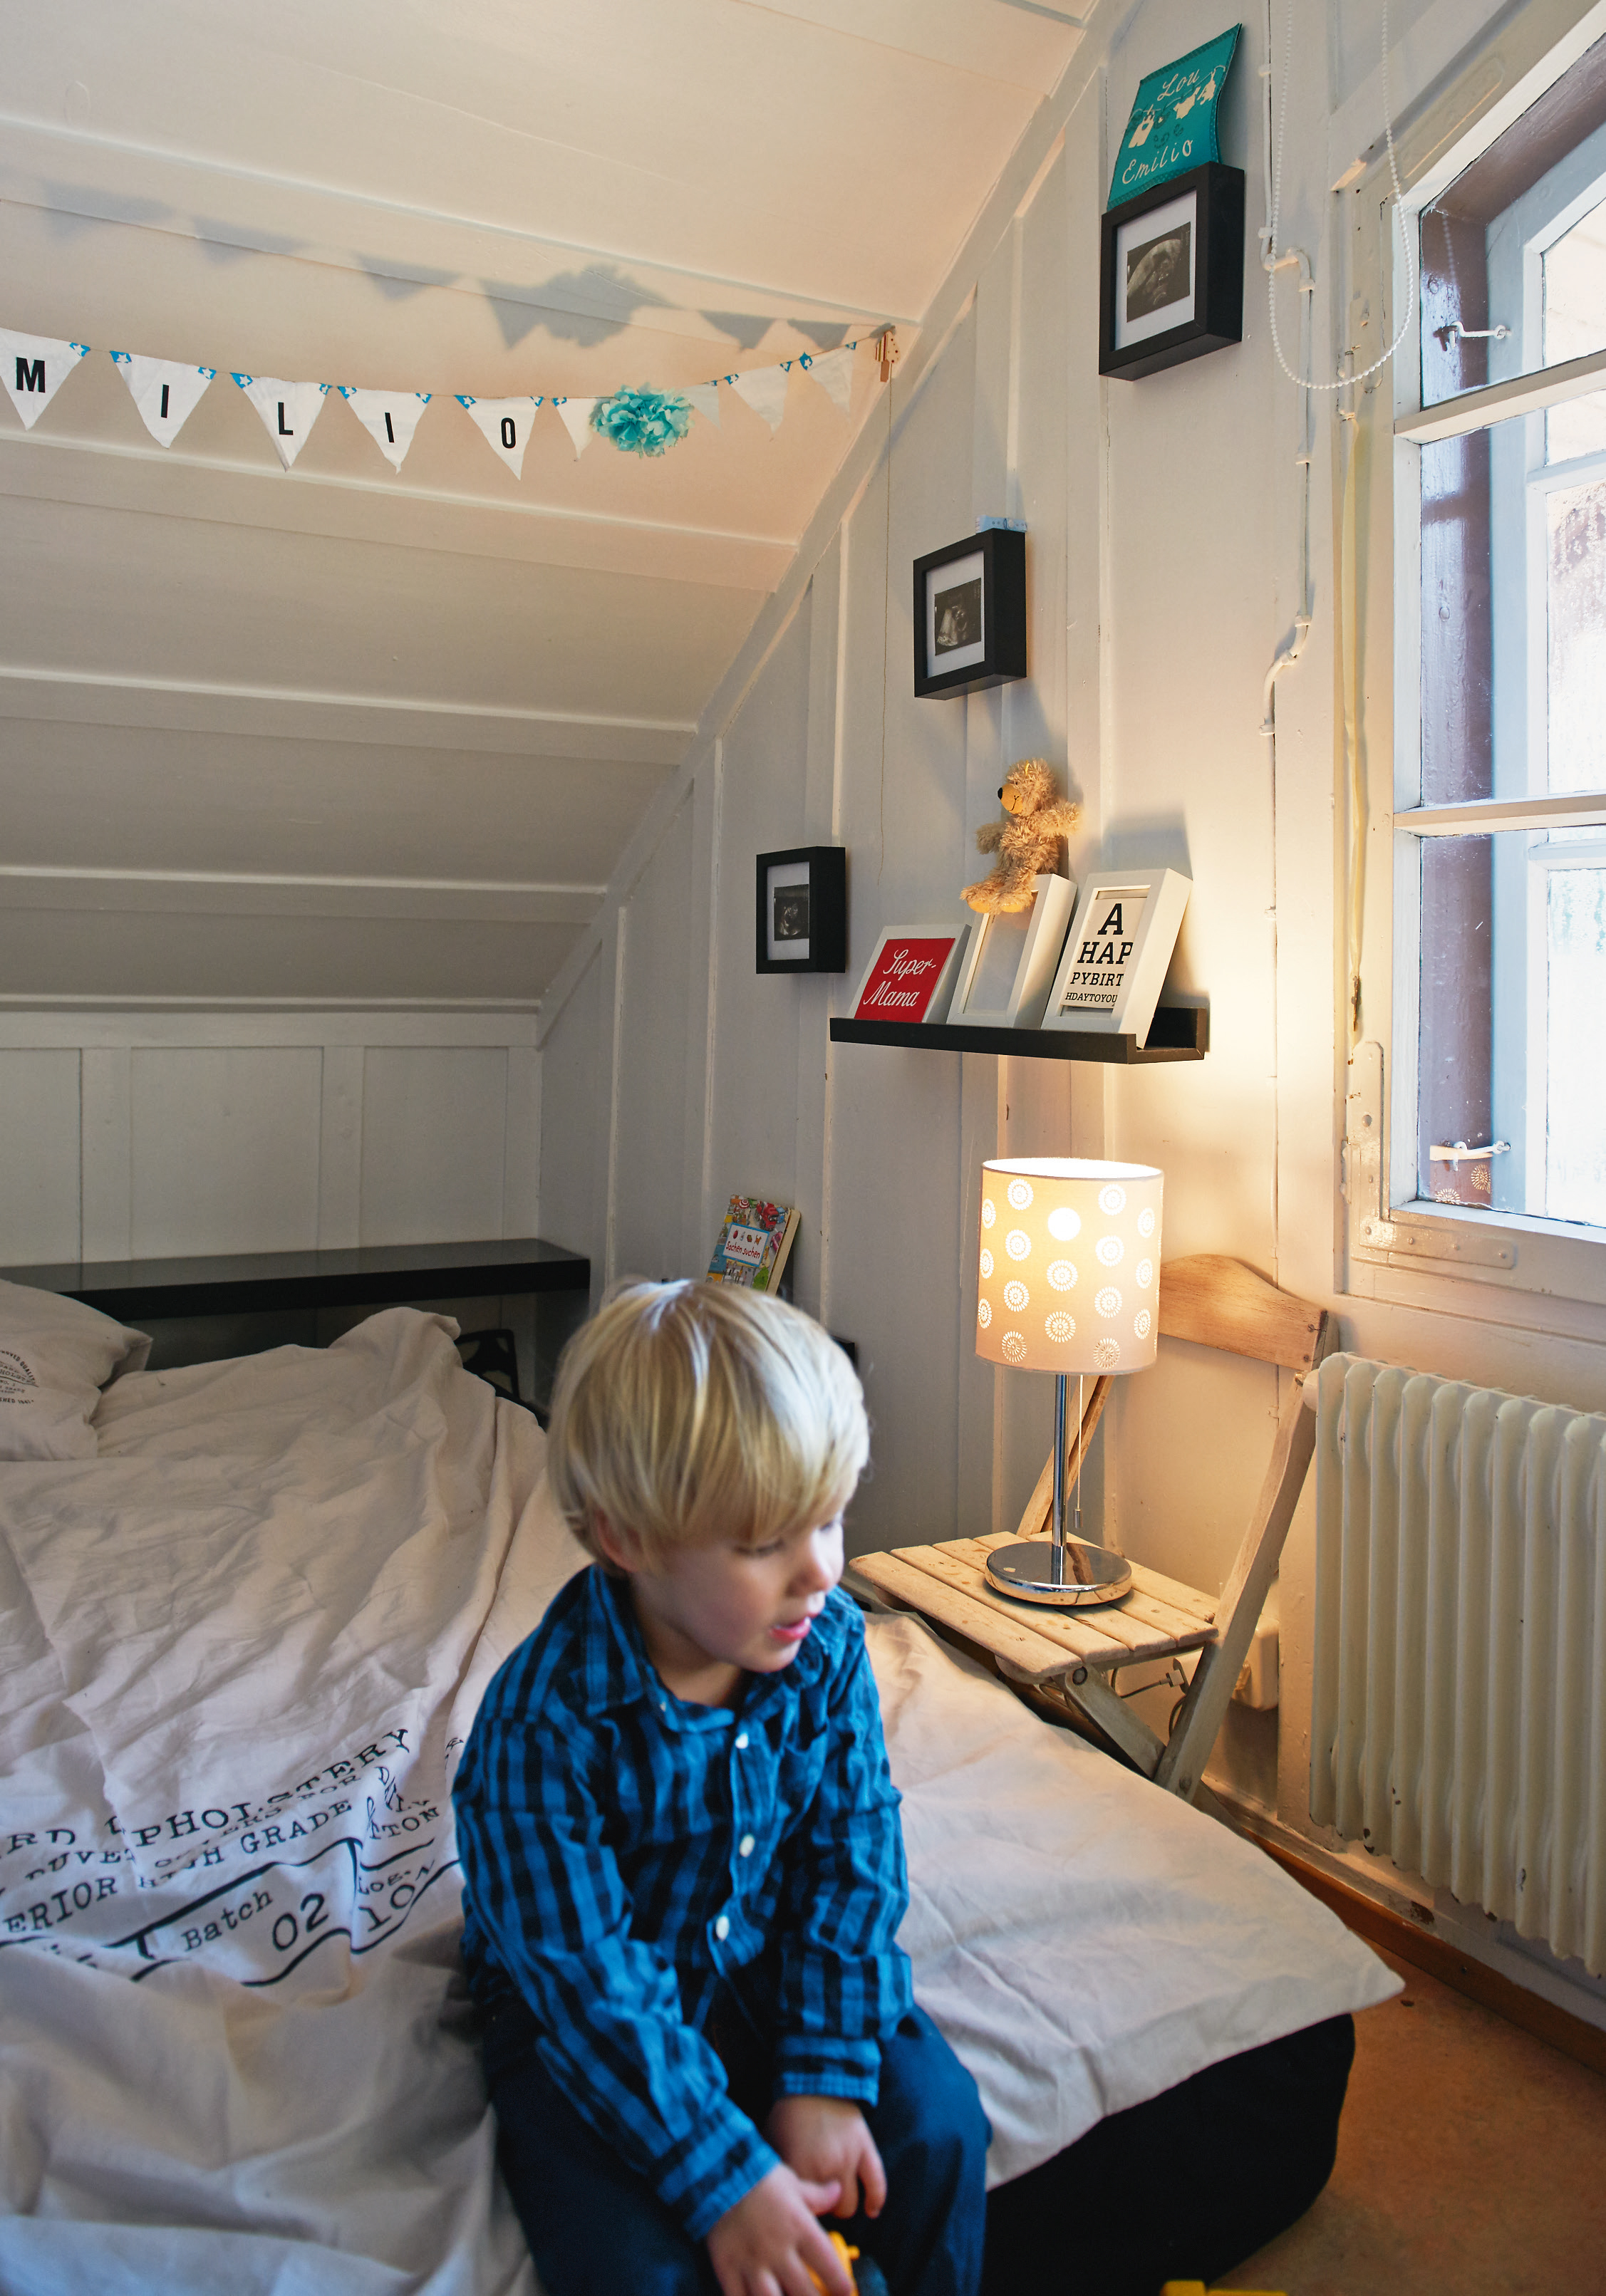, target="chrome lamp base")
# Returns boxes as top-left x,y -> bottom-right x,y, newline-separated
985,1537 -> 1132,1608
